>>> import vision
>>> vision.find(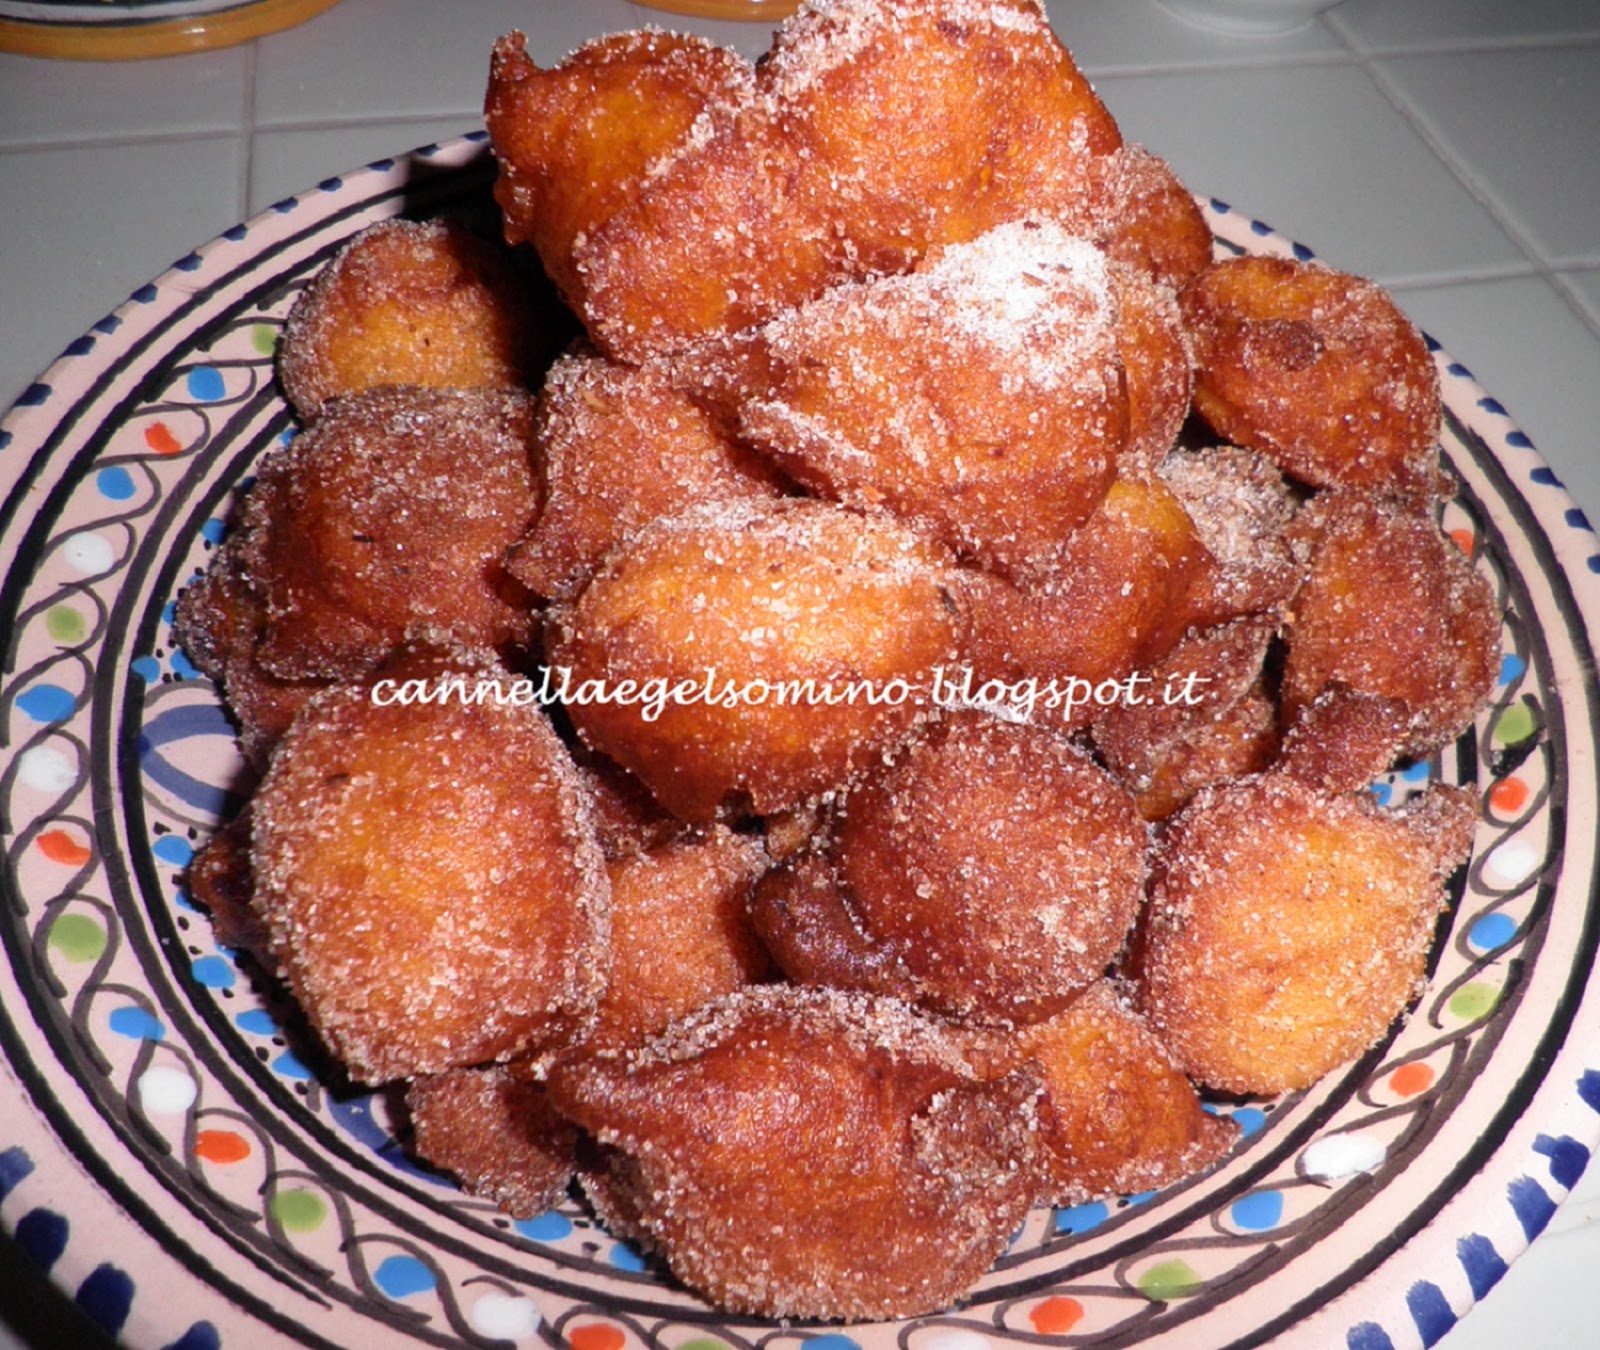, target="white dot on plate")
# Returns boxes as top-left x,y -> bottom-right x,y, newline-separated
137,1066 -> 198,1115
920,1332 -> 994,1350
62,531 -> 117,576
1302,1132 -> 1387,1181
470,1293 -> 540,1340
1482,838 -> 1541,890
17,745 -> 78,794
